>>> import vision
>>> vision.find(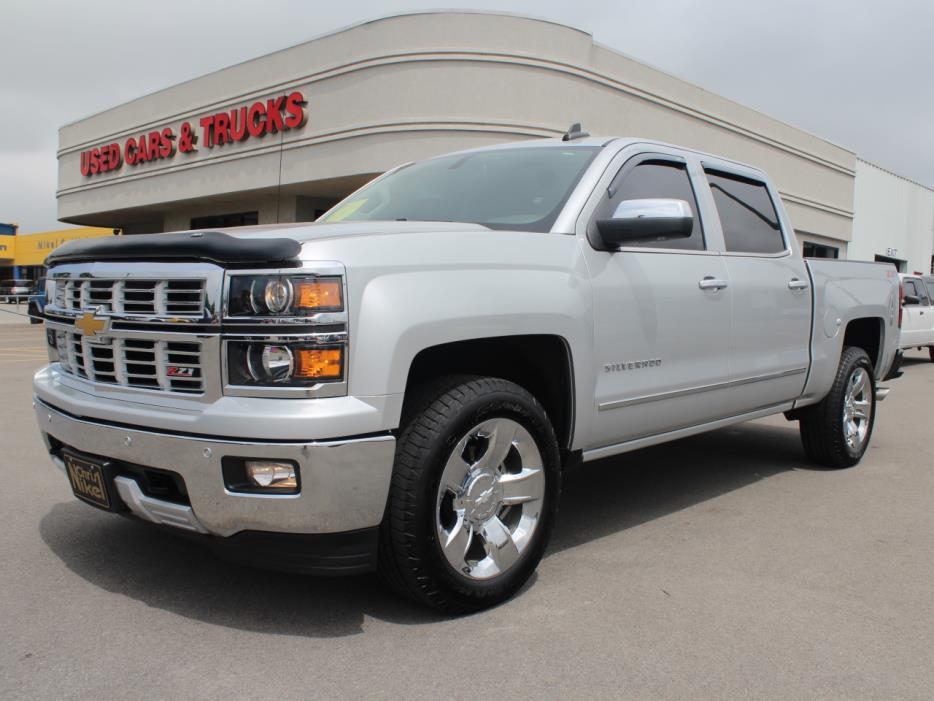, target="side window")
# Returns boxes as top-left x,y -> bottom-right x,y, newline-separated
919,282 -> 932,306
705,170 -> 785,254
904,279 -> 924,304
593,160 -> 704,251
